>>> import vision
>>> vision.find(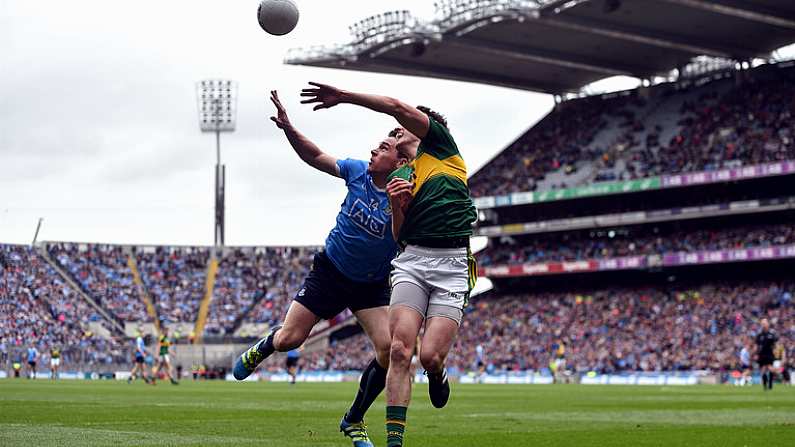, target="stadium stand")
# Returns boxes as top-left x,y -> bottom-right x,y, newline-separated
258,278 -> 793,375
0,245 -> 125,368
478,221 -> 795,266
205,246 -> 316,336
49,243 -> 151,323
135,246 -> 210,324
469,64 -> 795,197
